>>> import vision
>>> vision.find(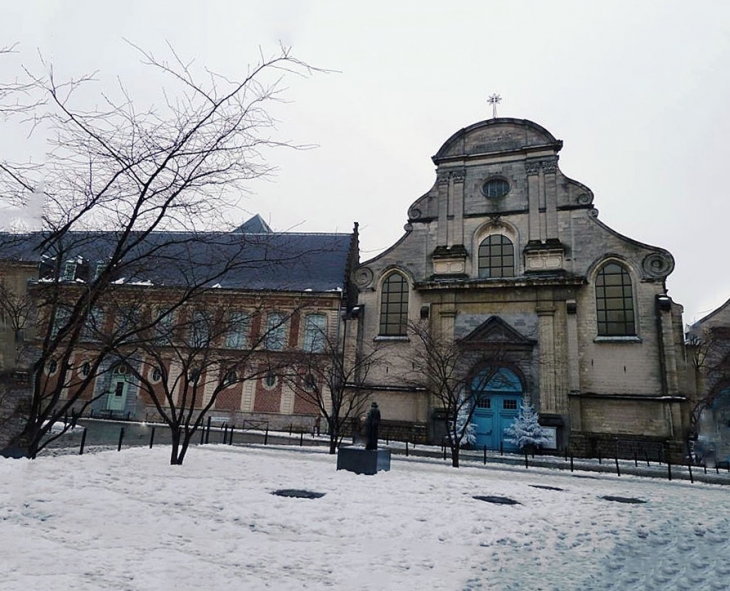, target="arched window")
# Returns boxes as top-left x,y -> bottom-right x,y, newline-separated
595,262 -> 635,336
379,272 -> 409,336
478,235 -> 515,278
